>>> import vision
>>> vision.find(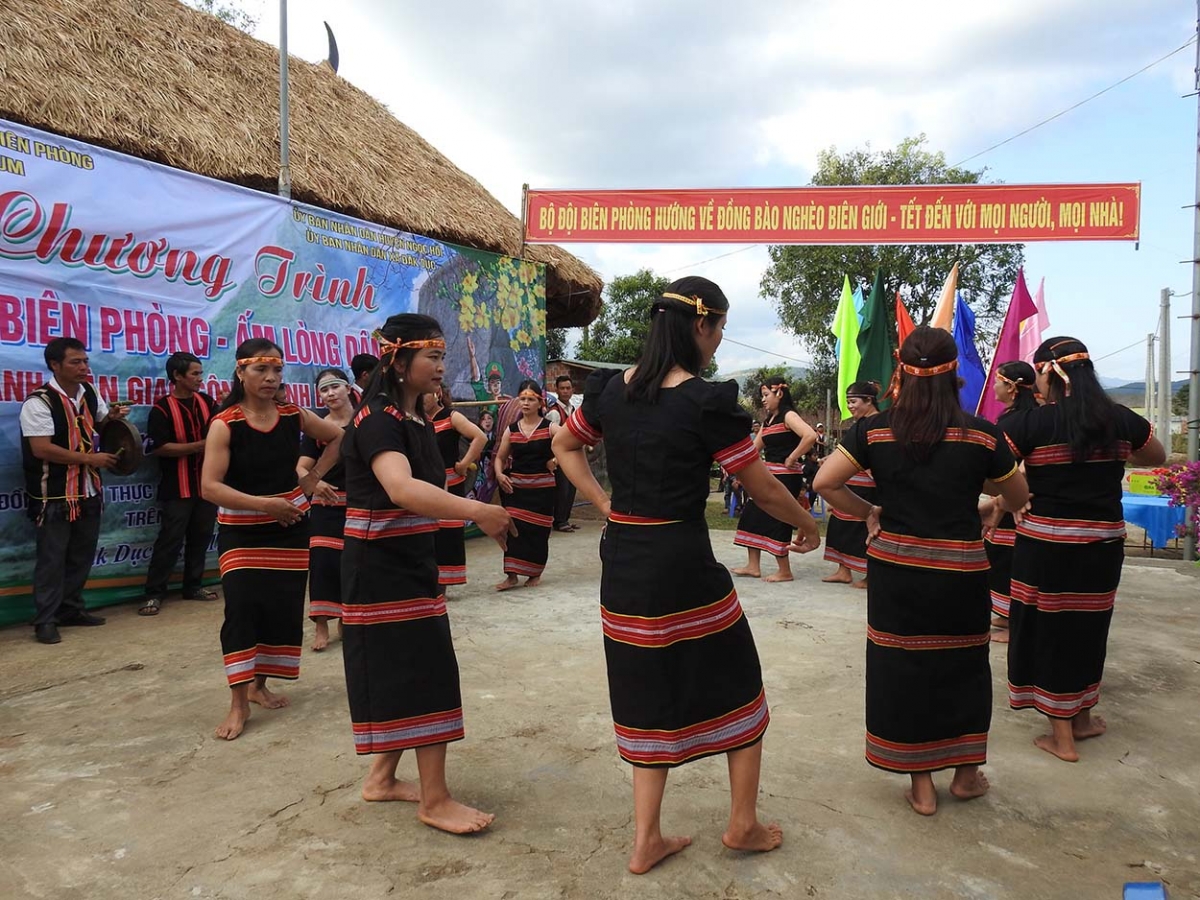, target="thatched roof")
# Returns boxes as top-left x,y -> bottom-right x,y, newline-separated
0,0 -> 602,328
